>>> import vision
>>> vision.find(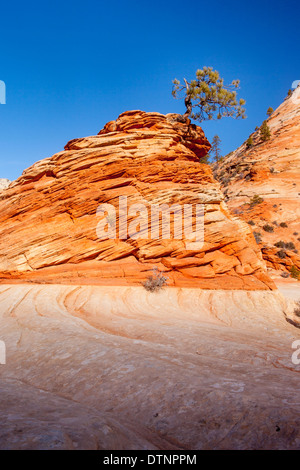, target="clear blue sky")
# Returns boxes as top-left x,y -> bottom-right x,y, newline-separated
0,0 -> 299,180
